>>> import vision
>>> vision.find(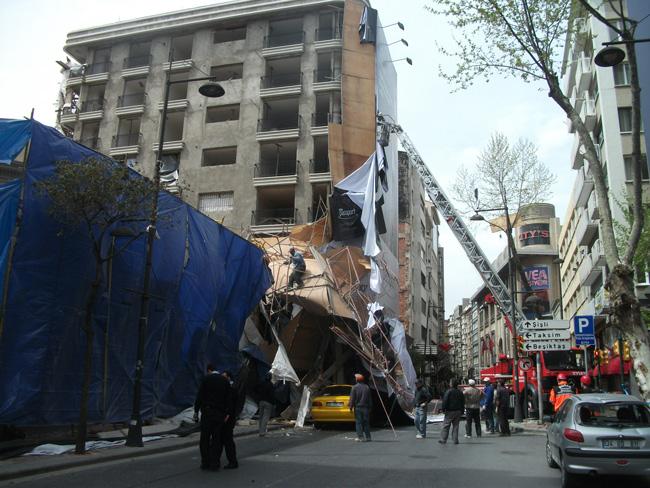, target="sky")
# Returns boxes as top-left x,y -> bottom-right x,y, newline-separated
0,0 -> 575,317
